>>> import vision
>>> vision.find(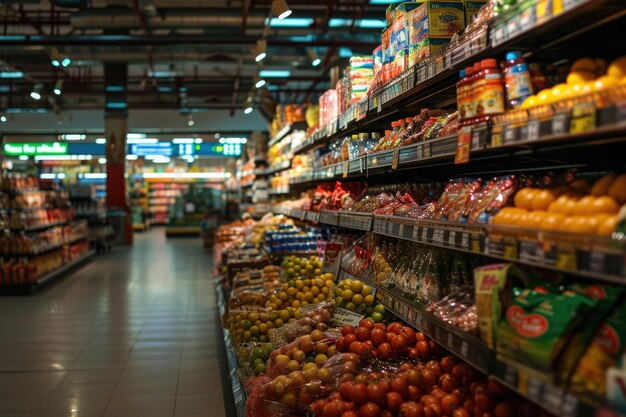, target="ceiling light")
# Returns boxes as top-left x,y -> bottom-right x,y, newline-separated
172,138 -> 195,144
98,158 -> 107,164
0,71 -> 24,79
82,173 -> 106,179
0,115 -> 6,123
61,57 -> 72,67
95,138 -> 106,144
308,48 -> 321,67
254,39 -> 267,62
51,59 -> 60,67
259,70 -> 291,78
151,156 -> 171,164
127,133 -> 147,139
59,134 -> 86,141
188,115 -> 194,127
30,84 -> 42,100
266,17 -> 312,27
126,154 -> 138,160
127,138 -> 159,144
194,138 -> 203,144
255,77 -> 266,88
272,0 -> 292,20
244,106 -> 254,114
142,172 -> 230,179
